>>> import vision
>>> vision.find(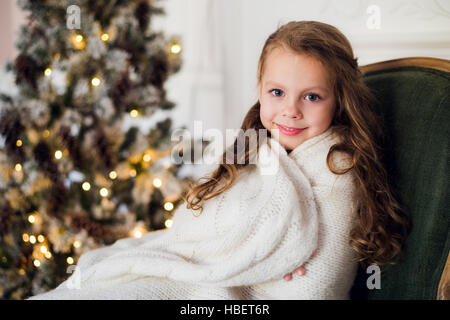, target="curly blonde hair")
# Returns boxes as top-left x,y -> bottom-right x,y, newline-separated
183,21 -> 410,269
